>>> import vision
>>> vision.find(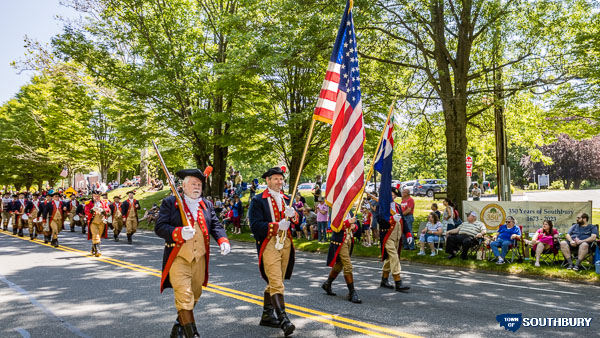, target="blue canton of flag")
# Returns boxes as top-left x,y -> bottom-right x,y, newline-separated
374,116 -> 395,221
336,8 -> 361,109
